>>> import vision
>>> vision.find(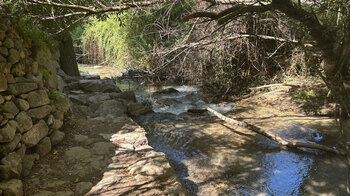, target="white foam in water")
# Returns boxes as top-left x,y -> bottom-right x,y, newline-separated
207,102 -> 236,115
